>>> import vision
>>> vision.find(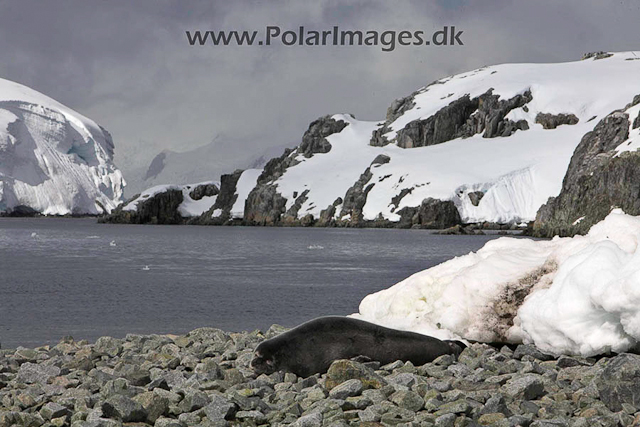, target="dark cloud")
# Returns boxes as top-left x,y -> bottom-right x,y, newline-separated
0,0 -> 639,178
